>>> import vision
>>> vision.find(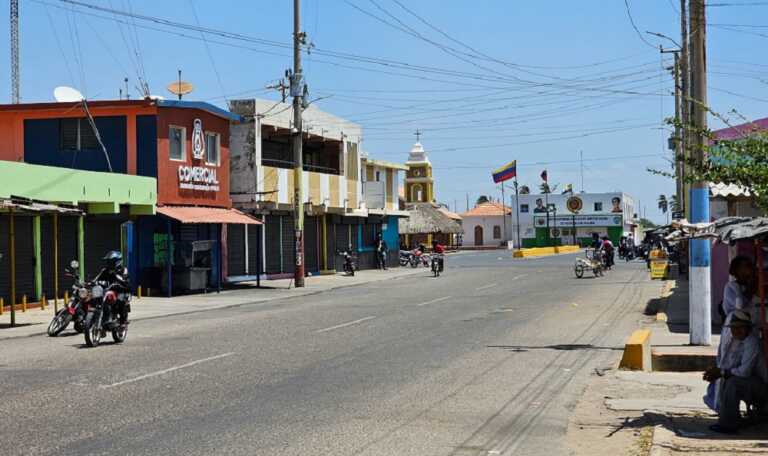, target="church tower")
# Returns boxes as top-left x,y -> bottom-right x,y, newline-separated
404,138 -> 434,203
